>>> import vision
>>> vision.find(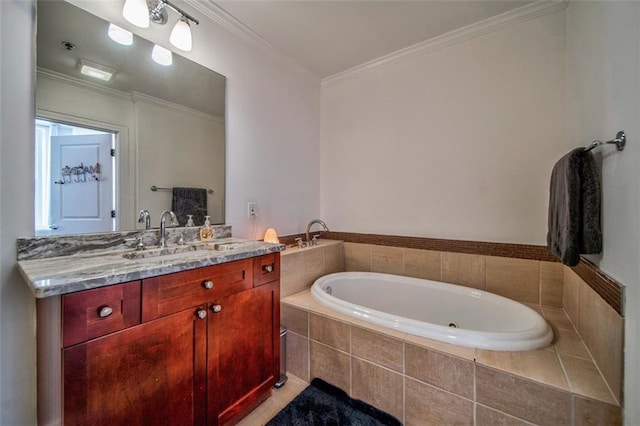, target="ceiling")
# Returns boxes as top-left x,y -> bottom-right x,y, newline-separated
214,0 -> 534,79
38,0 -> 225,116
